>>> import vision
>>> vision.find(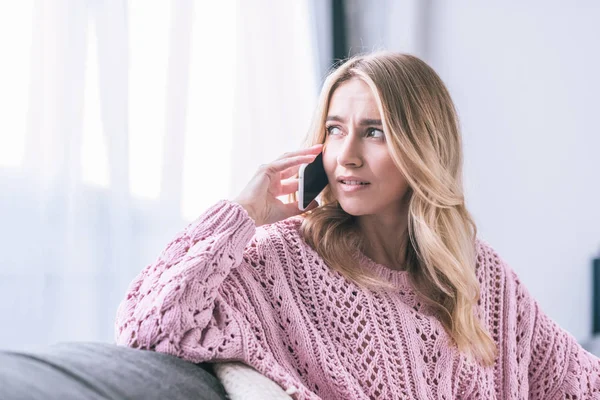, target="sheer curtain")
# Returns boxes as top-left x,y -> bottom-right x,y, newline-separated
0,0 -> 321,352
